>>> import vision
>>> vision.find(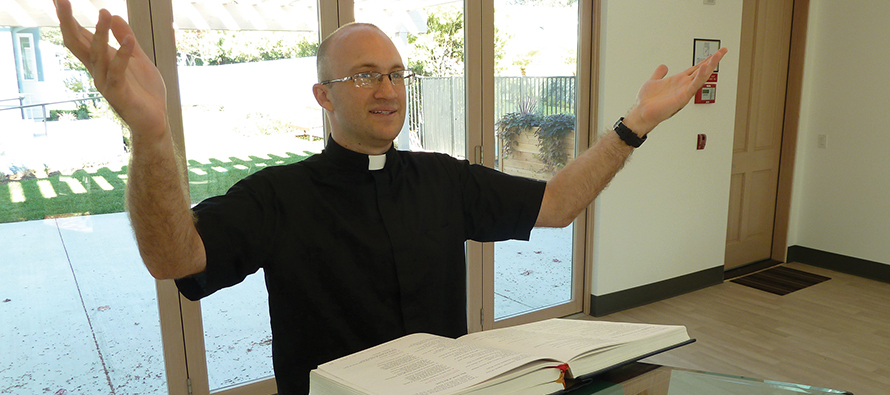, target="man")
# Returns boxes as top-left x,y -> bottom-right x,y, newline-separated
54,1 -> 726,393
